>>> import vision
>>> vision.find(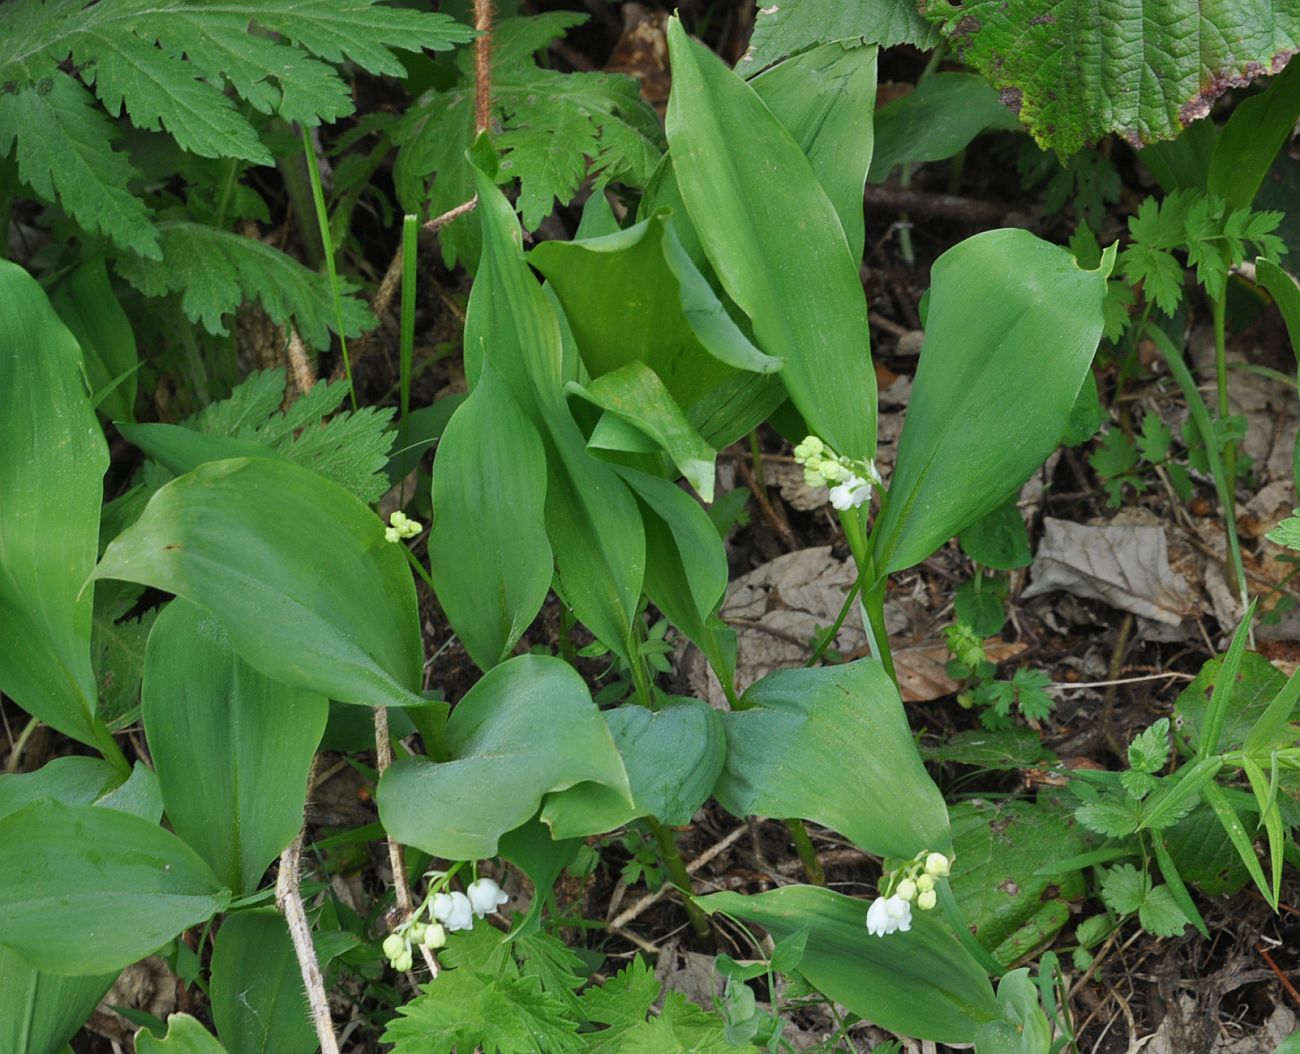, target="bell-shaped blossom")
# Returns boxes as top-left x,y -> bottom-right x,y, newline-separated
829,475 -> 871,510
865,894 -> 913,937
467,878 -> 509,918
443,891 -> 475,932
